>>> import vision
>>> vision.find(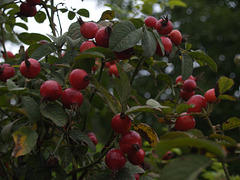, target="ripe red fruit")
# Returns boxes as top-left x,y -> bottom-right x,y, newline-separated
144,16 -> 157,28
105,59 -> 119,68
188,75 -> 196,82
61,88 -> 83,109
105,148 -> 126,170
162,151 -> 173,160
26,0 -> 41,5
155,16 -> 173,35
180,89 -> 195,101
20,58 -> 41,79
69,69 -> 90,90
95,27 -> 111,48
174,112 -> 196,131
114,47 -> 134,60
0,64 -> 15,82
40,80 -> 62,101
80,41 -> 96,52
169,30 -> 182,46
175,75 -> 184,84
111,113 -> 131,134
78,17 -> 98,39
119,130 -> 142,154
2,51 -> 15,59
187,94 -> 207,113
155,36 -> 172,57
134,174 -> 140,180
127,148 -> 145,165
182,79 -> 197,92
109,64 -> 119,77
87,132 -> 98,145
20,3 -> 37,17
204,88 -> 217,103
